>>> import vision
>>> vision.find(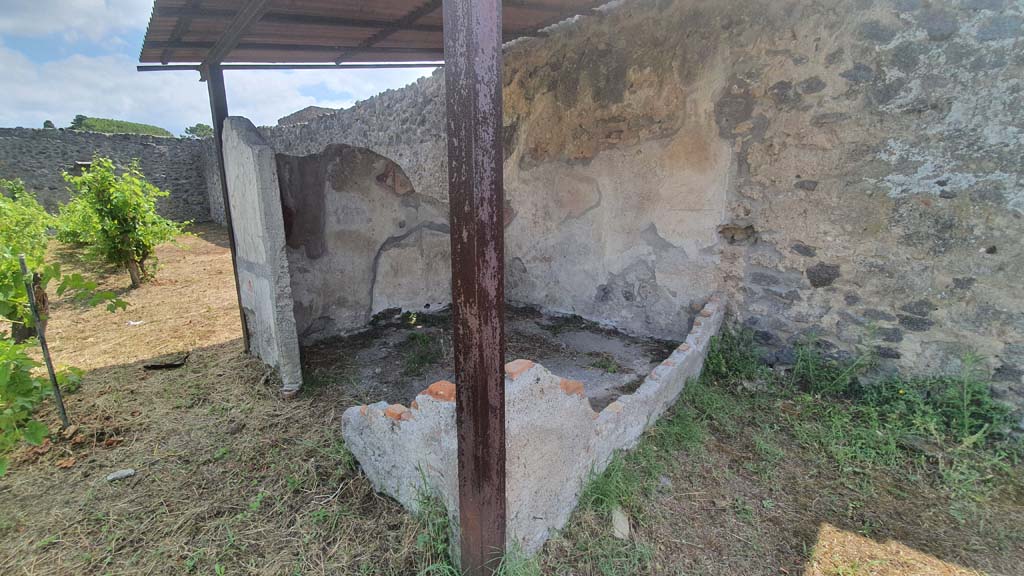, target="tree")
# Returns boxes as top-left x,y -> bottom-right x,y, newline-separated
183,123 -> 214,139
69,115 -> 87,130
61,156 -> 187,287
42,120 -> 55,129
